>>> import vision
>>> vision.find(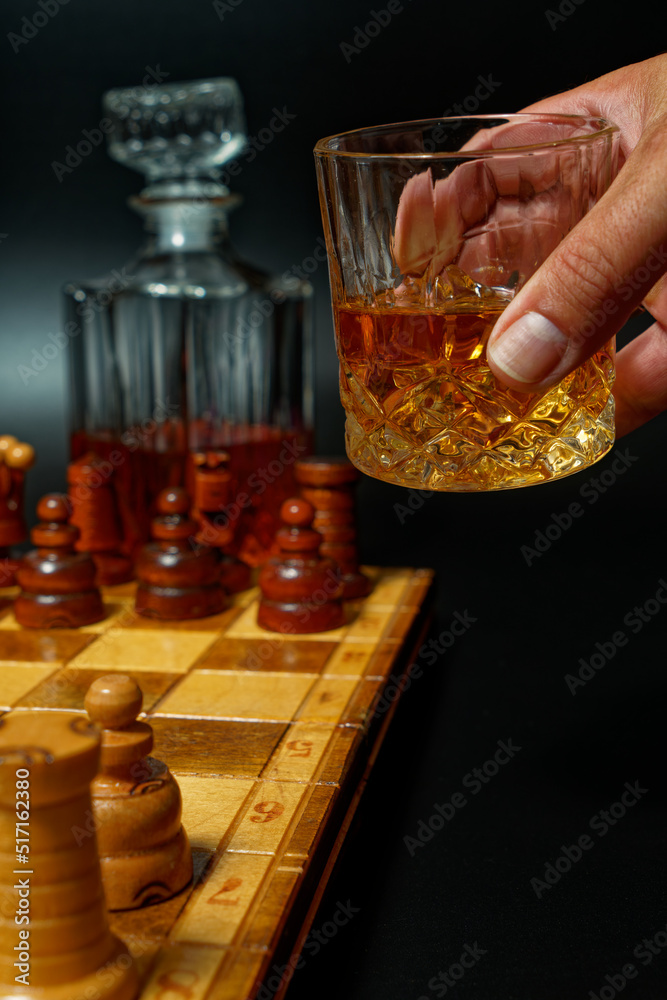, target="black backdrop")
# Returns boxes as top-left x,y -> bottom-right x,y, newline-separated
2,1 -> 667,997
